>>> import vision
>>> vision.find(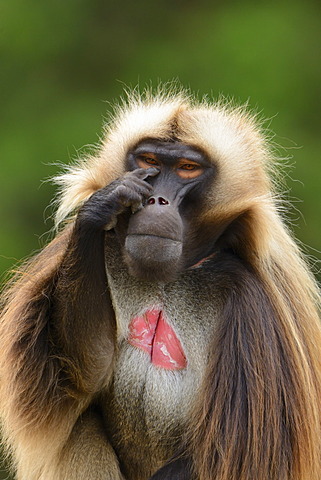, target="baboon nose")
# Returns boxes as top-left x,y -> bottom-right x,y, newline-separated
147,196 -> 170,206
